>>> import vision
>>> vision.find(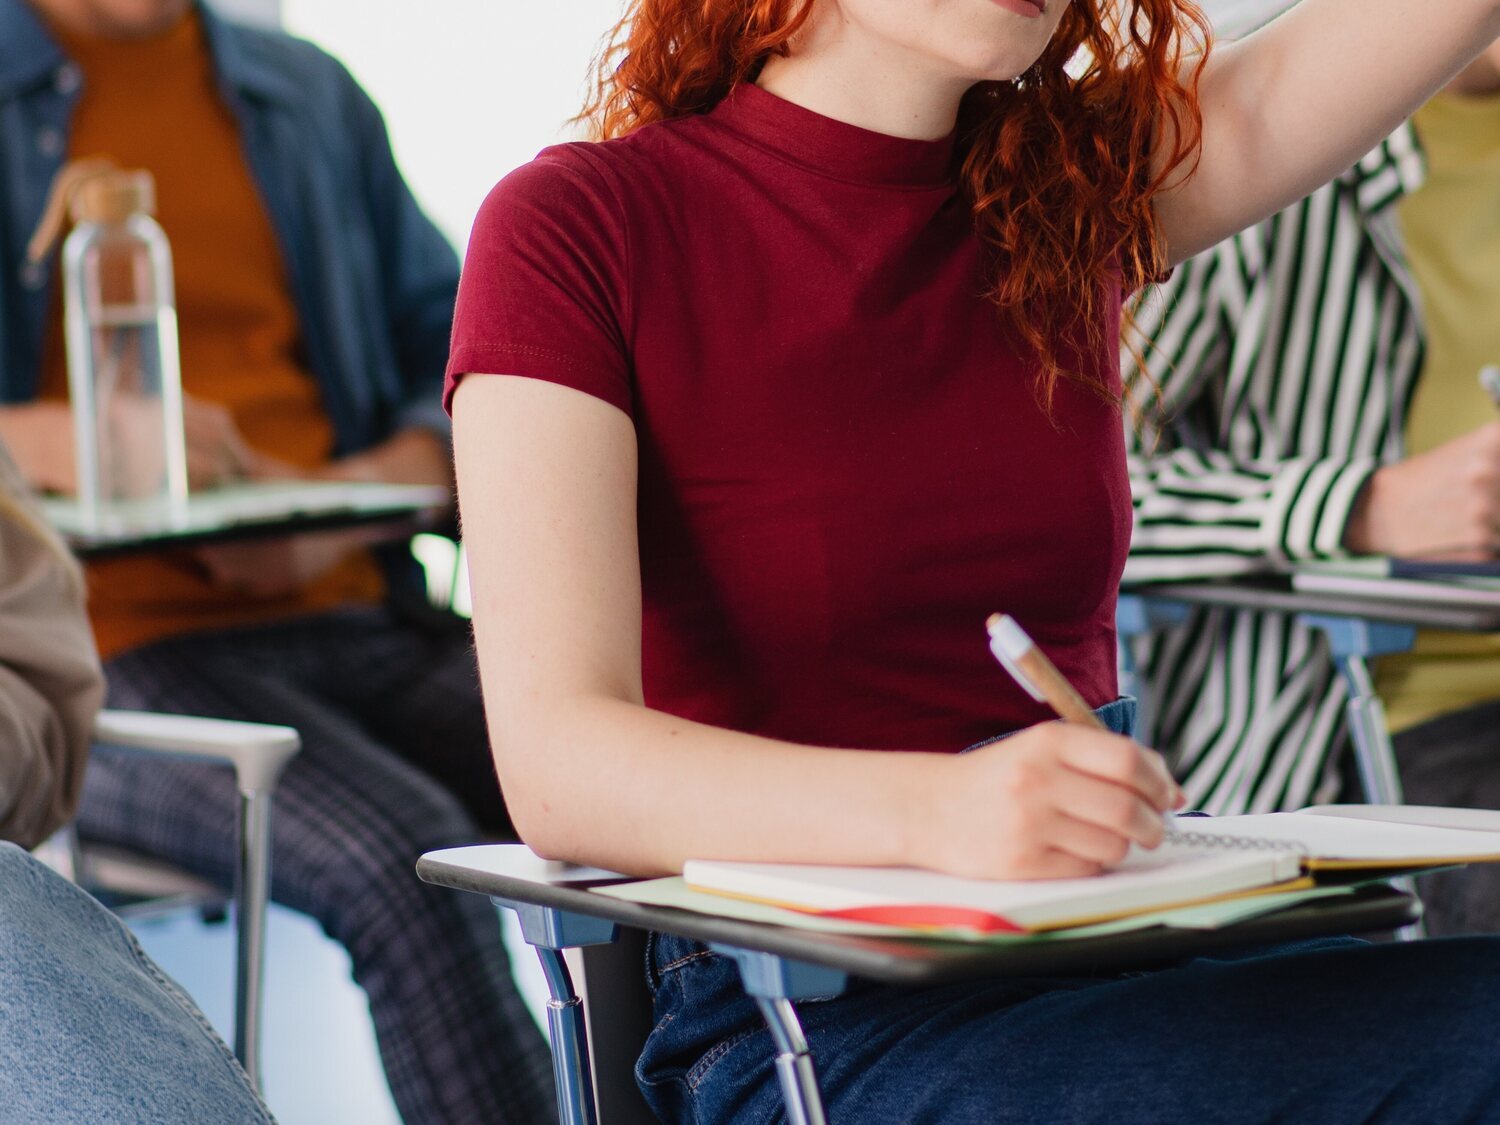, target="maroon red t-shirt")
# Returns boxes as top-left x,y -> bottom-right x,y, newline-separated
446,82 -> 1130,752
